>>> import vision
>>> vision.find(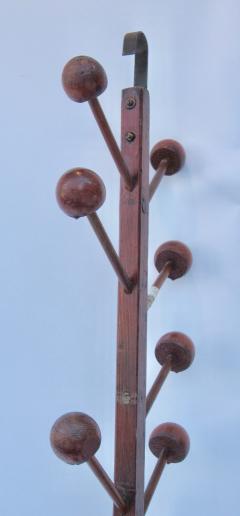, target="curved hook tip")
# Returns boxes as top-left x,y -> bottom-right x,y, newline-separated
122,31 -> 148,88
122,31 -> 148,56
